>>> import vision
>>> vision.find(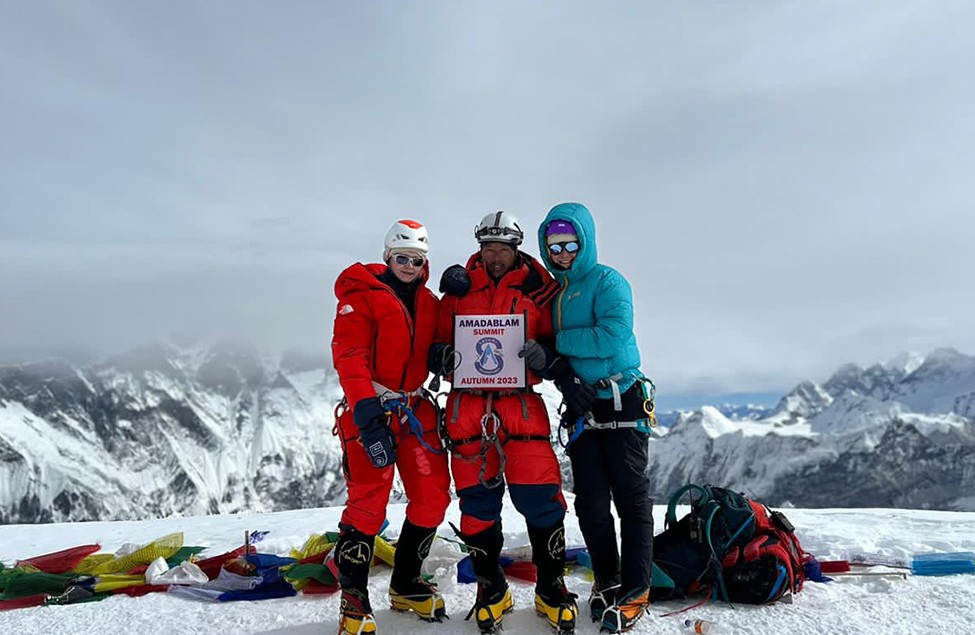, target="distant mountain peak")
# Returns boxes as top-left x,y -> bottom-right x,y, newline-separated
698,405 -> 739,437
883,351 -> 925,375
772,379 -> 832,418
919,347 -> 969,369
